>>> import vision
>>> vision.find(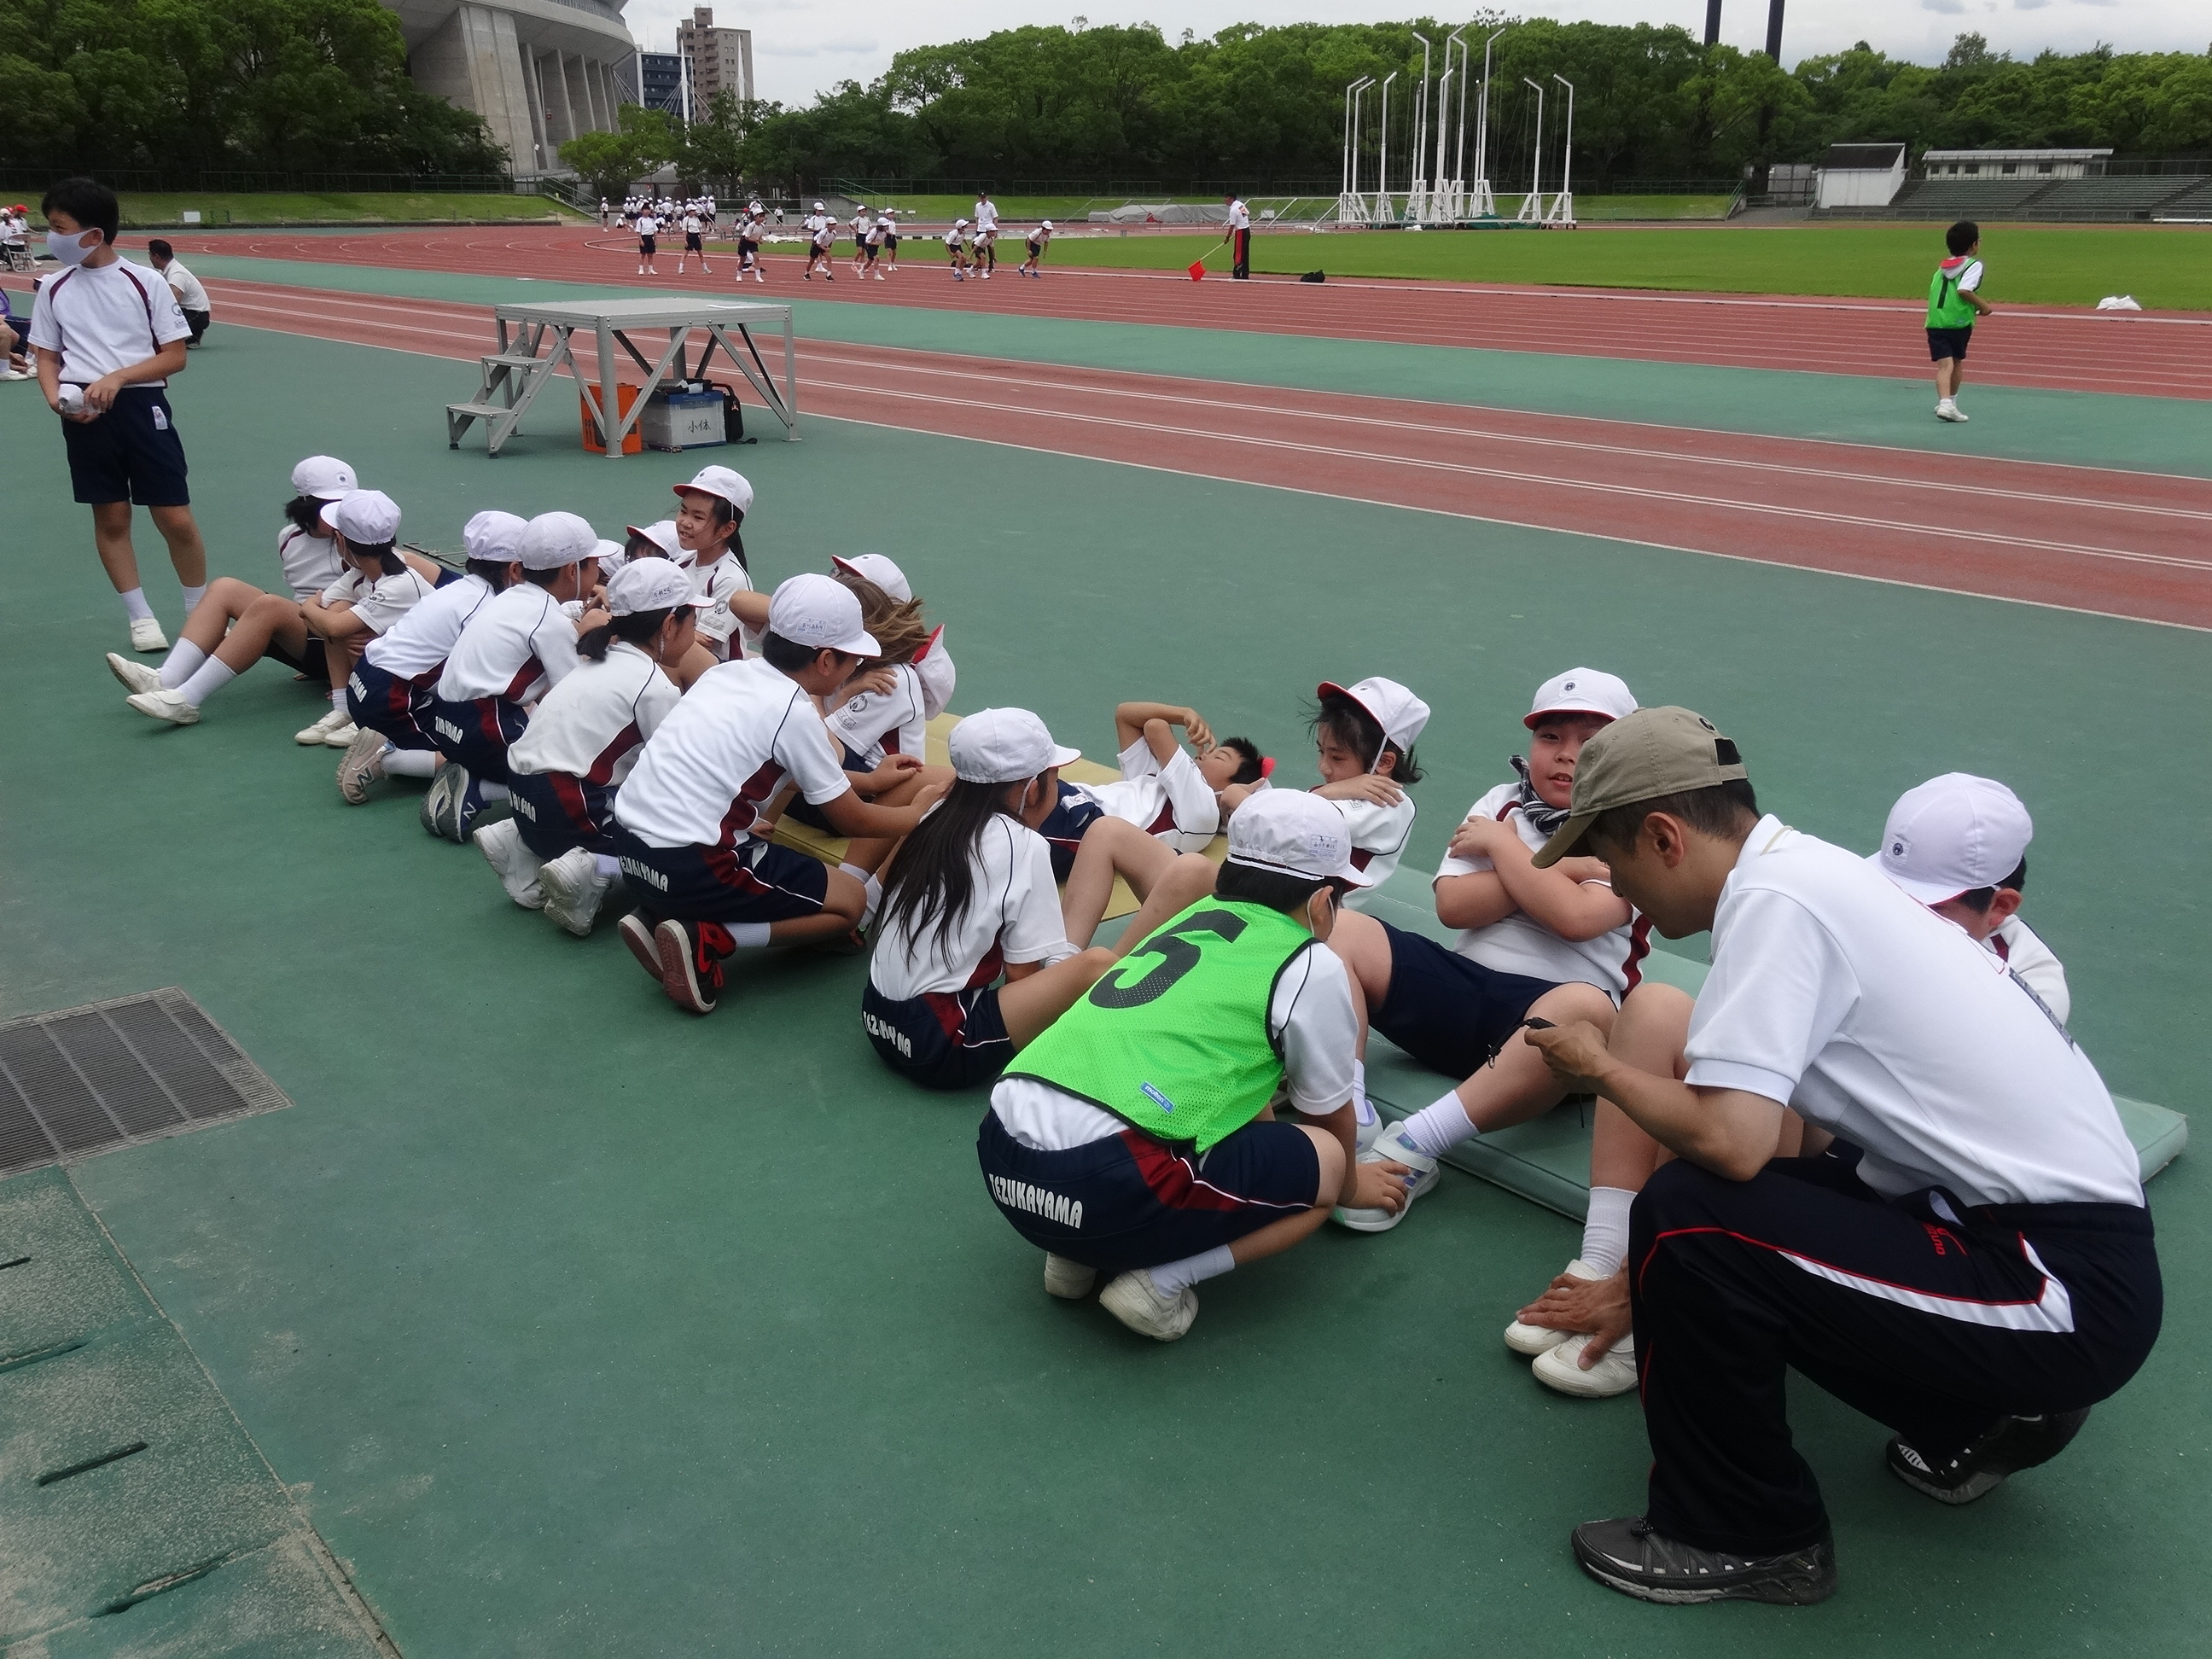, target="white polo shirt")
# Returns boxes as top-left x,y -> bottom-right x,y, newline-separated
635,216 -> 661,238
614,658 -> 849,850
26,259 -> 189,384
1334,793 -> 1417,908
687,551 -> 754,660
1062,737 -> 1220,853
508,641 -> 678,783
1227,199 -> 1251,230
435,583 -> 580,705
975,201 -> 998,231
160,259 -> 209,312
321,566 -> 435,636
276,523 -> 344,602
825,629 -> 956,767
1684,817 -> 2140,1208
364,573 -> 493,682
1435,782 -> 1646,998
1993,915 -> 2068,1026
870,812 -> 1073,1002
991,944 -> 1359,1151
